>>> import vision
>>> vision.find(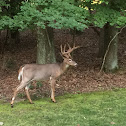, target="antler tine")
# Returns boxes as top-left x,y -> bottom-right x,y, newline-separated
67,43 -> 72,50
60,44 -> 67,55
60,44 -> 63,54
73,43 -> 80,50
60,44 -> 62,52
60,43 -> 80,56
63,44 -> 66,53
65,43 -> 80,54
